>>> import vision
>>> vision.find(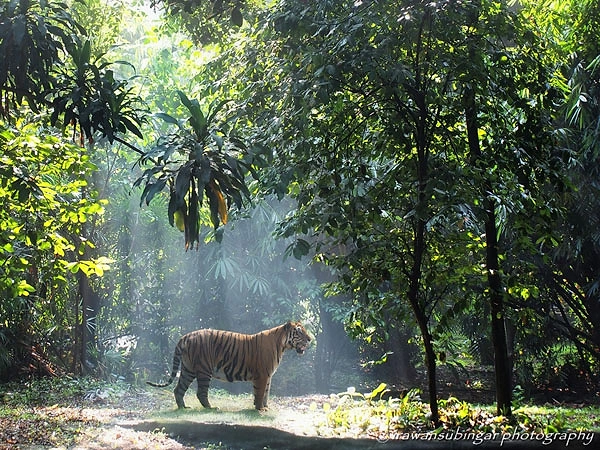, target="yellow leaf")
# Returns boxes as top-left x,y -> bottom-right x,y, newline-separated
174,209 -> 185,232
214,186 -> 228,225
